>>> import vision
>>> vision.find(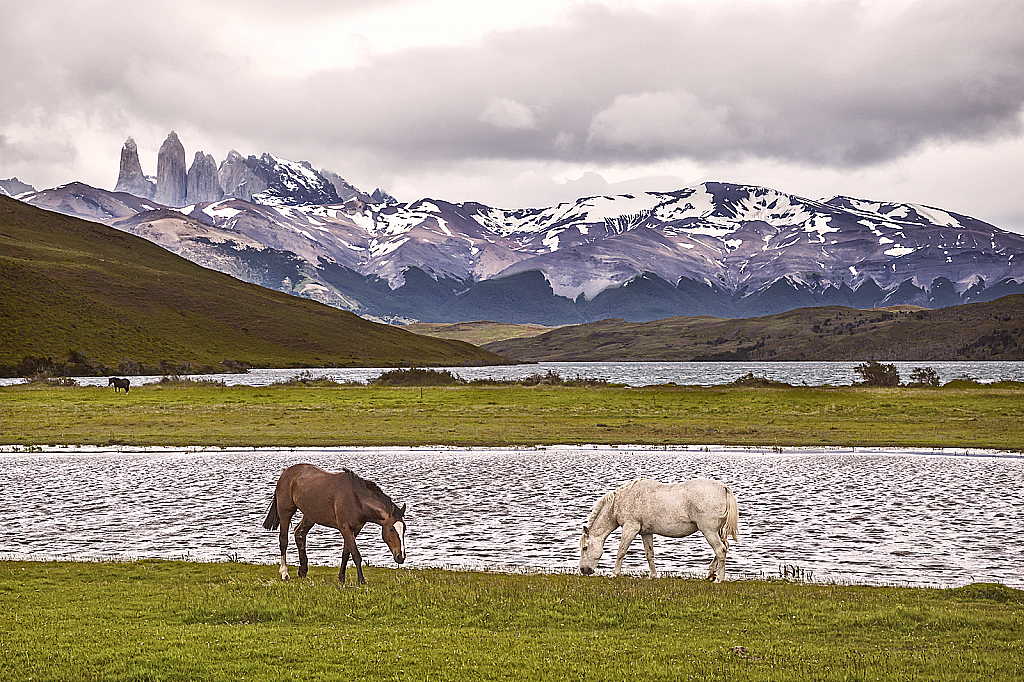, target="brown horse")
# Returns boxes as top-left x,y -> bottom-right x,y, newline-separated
262,463 -> 407,585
